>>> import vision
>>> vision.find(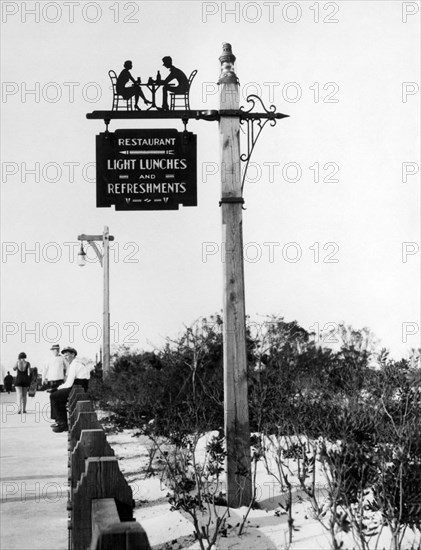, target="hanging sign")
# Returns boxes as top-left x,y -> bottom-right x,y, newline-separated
96,128 -> 197,210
